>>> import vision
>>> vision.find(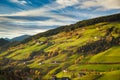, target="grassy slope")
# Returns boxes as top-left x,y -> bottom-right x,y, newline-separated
98,70 -> 120,80
56,45 -> 120,79
0,22 -> 120,80
89,46 -> 120,62
73,70 -> 120,80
